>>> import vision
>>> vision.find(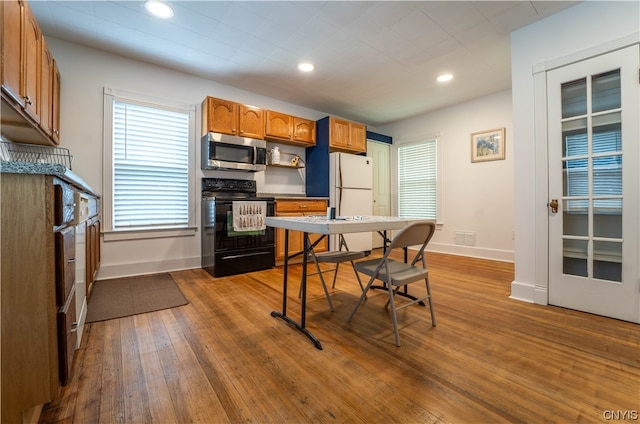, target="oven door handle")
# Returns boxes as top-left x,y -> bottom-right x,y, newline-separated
222,251 -> 273,260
